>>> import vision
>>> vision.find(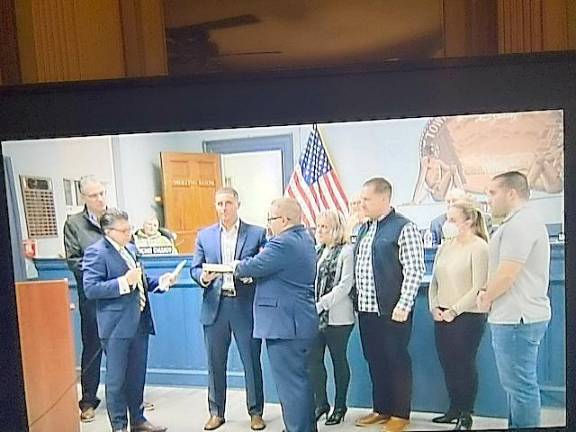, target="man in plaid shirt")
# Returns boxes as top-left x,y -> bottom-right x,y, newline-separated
354,177 -> 425,432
